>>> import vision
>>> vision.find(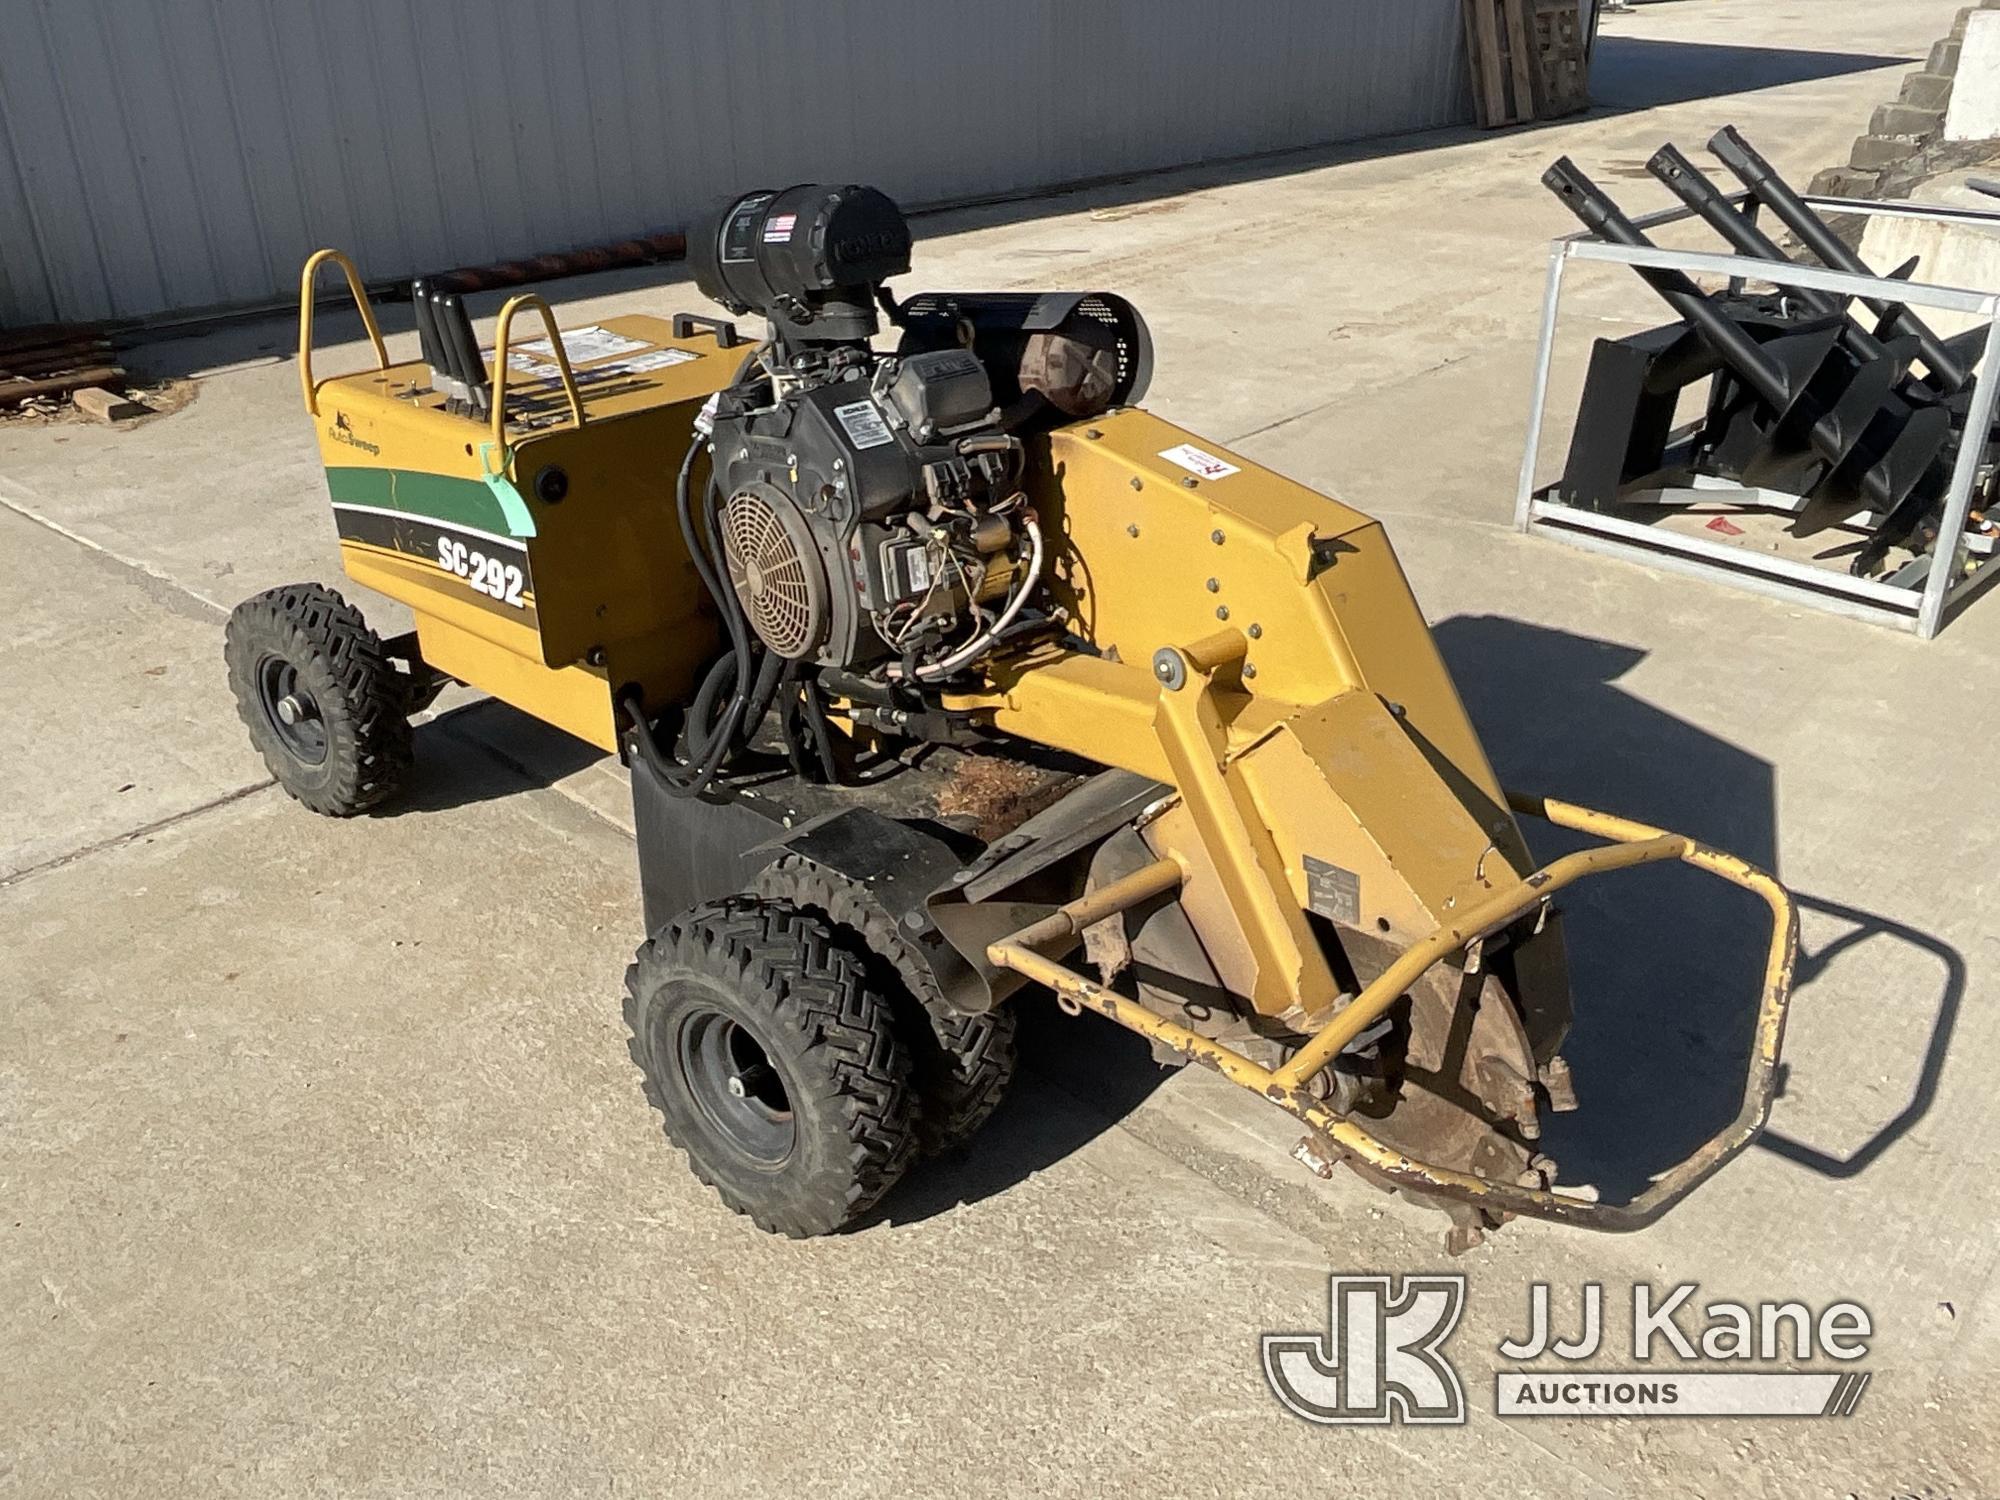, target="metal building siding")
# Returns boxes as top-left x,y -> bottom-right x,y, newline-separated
0,0 -> 1470,326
